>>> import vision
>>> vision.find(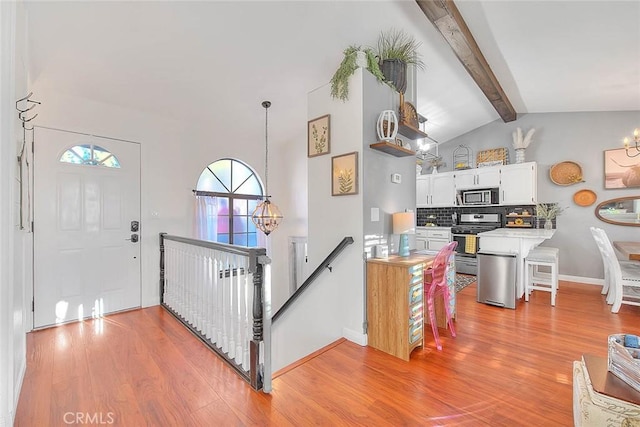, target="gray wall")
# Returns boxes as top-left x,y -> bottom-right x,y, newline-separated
437,111 -> 640,281
362,72 -> 417,255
